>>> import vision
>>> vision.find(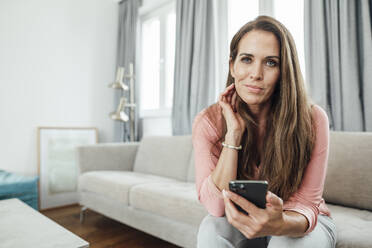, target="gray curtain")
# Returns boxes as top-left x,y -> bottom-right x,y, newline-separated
305,0 -> 372,131
115,0 -> 140,142
172,0 -> 217,135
